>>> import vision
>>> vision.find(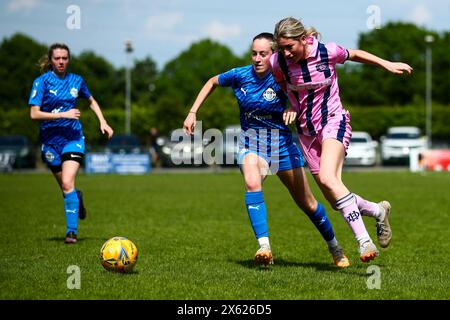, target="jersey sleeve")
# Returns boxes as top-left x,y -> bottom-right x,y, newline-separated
327,42 -> 349,65
28,77 -> 45,107
217,68 -> 237,87
79,77 -> 92,99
